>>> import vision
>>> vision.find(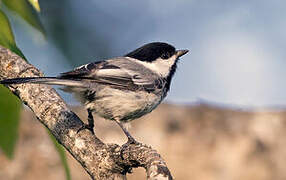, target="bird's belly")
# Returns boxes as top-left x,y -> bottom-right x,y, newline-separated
86,88 -> 163,122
